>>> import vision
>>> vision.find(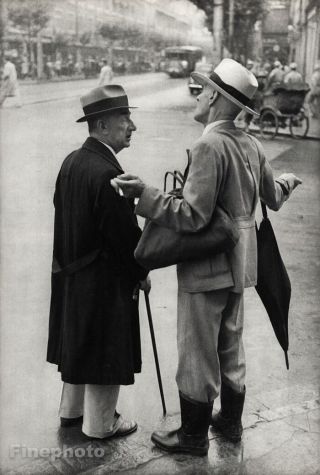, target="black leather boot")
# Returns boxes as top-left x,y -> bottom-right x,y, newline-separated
210,383 -> 245,442
151,392 -> 213,456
